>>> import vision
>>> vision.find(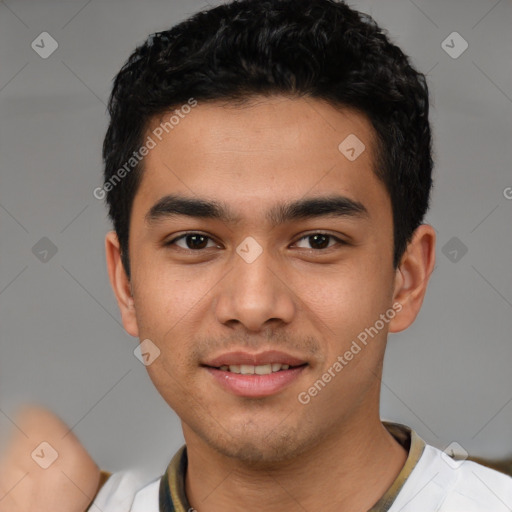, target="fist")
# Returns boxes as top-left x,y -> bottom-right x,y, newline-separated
0,404 -> 101,512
